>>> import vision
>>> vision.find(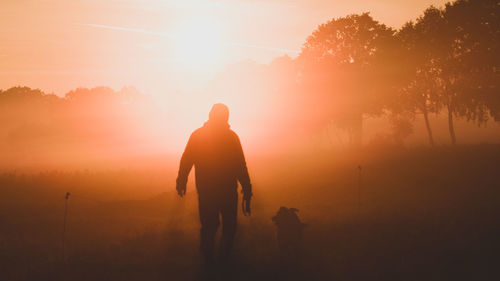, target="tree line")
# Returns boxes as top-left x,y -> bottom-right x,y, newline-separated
1,0 -> 498,149
0,86 -> 168,166
295,0 -> 499,146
